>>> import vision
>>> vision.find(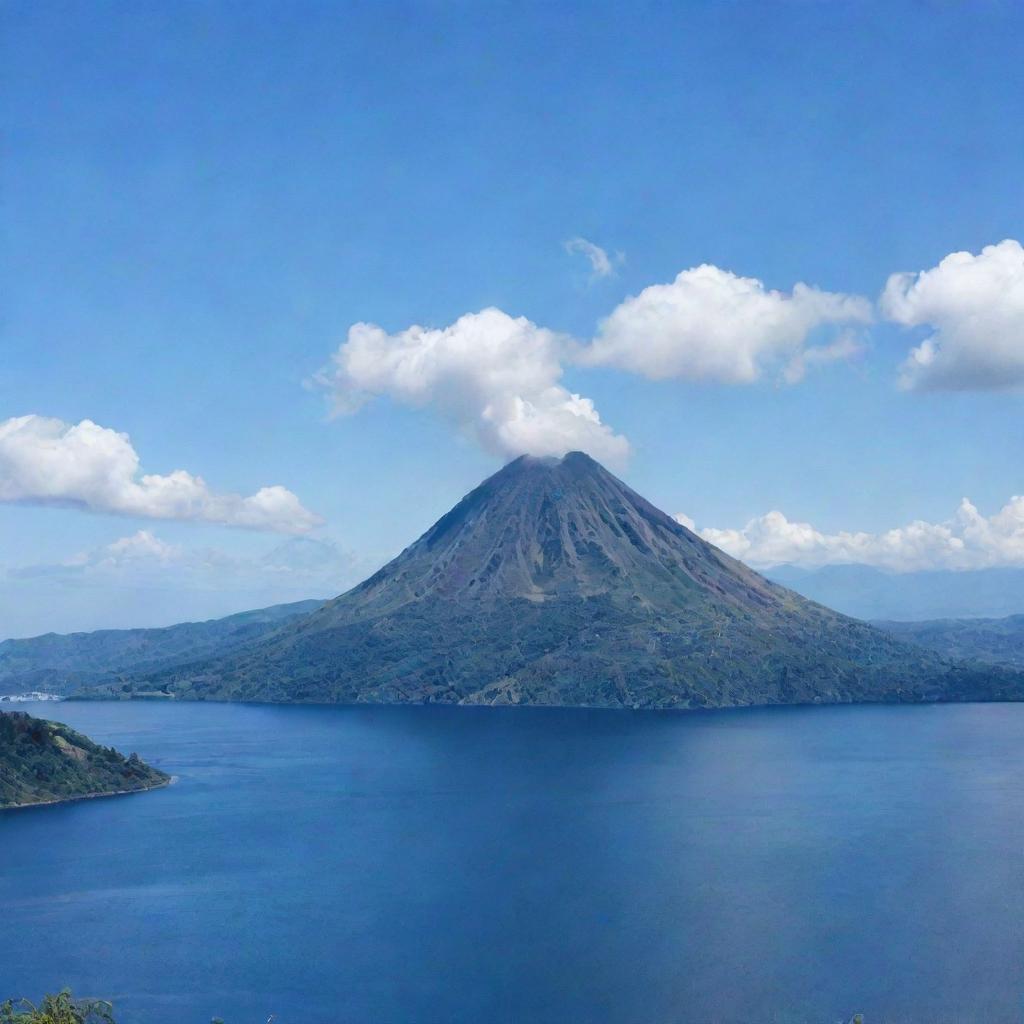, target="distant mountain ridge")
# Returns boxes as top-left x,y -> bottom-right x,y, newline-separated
767,564 -> 1024,621
0,600 -> 322,696
877,614 -> 1024,669
87,452 -> 1024,710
